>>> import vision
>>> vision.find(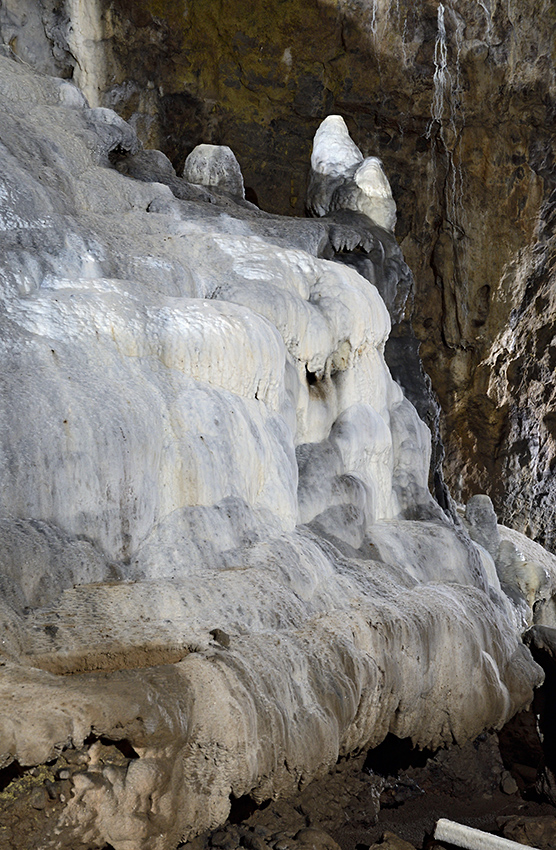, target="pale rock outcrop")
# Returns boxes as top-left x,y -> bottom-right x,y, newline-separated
183,143 -> 246,198
465,494 -> 501,560
462,495 -> 556,629
0,51 -> 552,850
64,0 -> 105,107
